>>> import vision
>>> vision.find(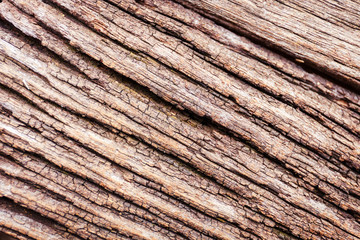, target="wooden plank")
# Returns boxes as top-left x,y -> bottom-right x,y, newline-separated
0,0 -> 359,239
